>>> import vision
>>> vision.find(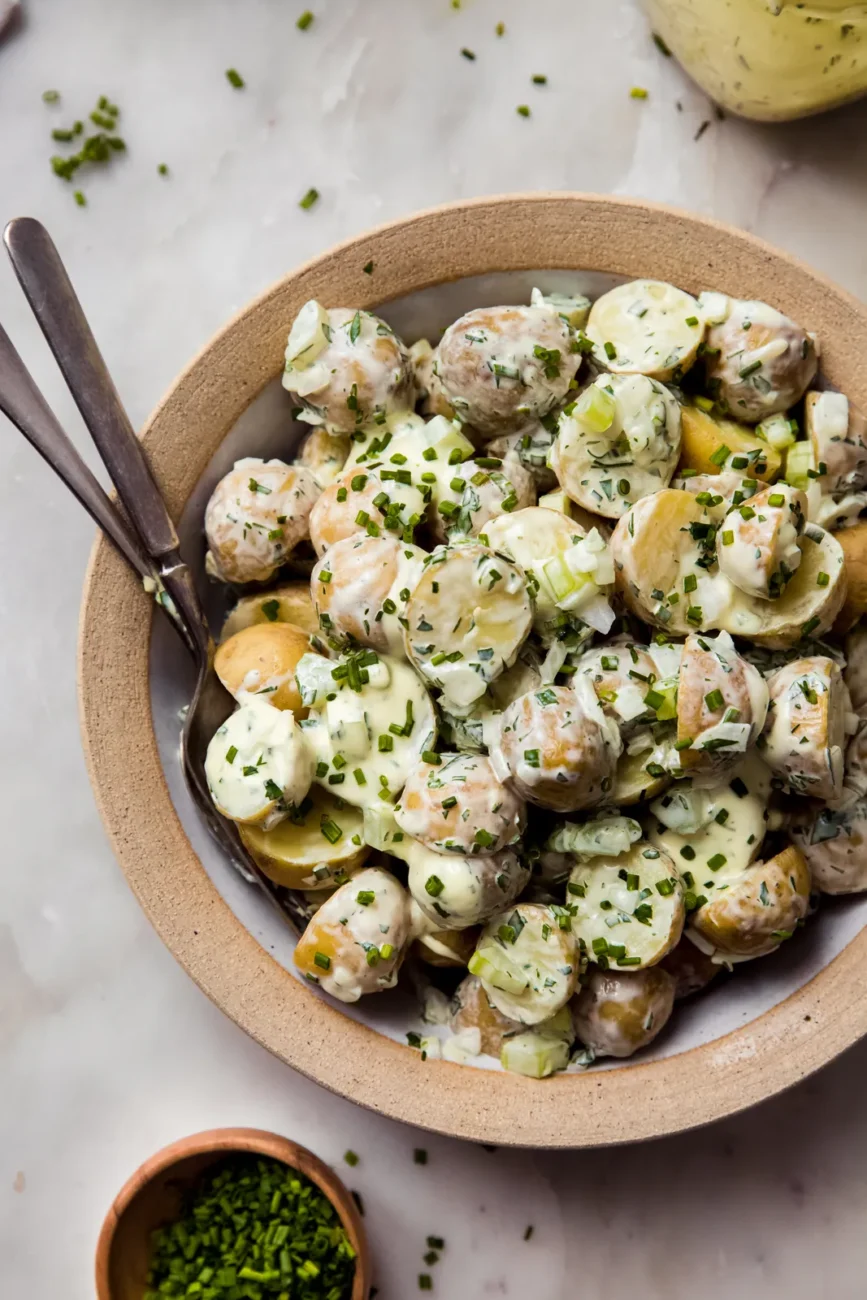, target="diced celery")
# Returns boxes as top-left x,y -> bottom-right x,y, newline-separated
652,676 -> 679,722
757,413 -> 796,450
572,384 -> 616,434
541,554 -> 580,603
538,489 -> 574,517
784,439 -> 815,489
537,1006 -> 576,1044
501,1031 -> 571,1079
468,945 -> 529,995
